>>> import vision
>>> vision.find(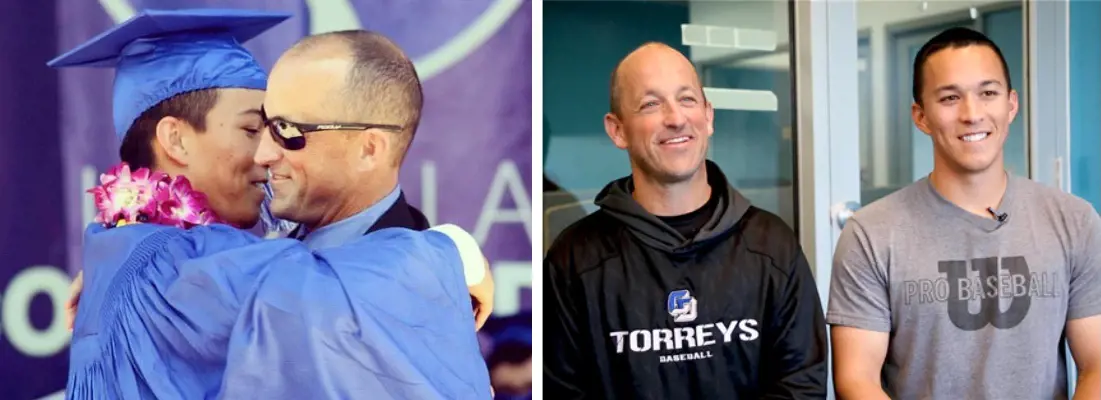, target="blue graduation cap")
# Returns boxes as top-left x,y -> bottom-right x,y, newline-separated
47,9 -> 292,142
